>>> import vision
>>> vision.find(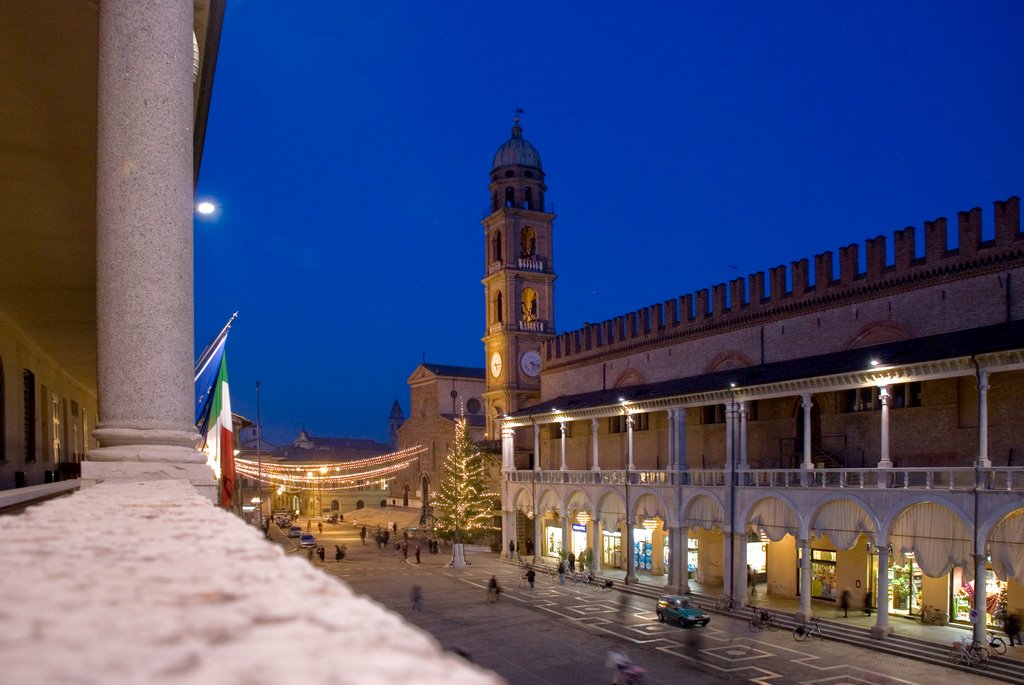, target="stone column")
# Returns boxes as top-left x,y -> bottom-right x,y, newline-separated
738,401 -> 749,470
871,543 -> 893,638
668,525 -> 690,594
626,414 -> 635,470
977,372 -> 991,468
973,553 -> 989,644
802,394 -> 814,468
624,467 -> 637,584
502,426 -> 515,471
666,409 -> 676,471
877,386 -> 893,482
724,402 -> 734,470
734,531 -> 749,606
86,0 -> 214,501
675,407 -> 688,471
559,422 -> 568,471
591,519 -> 602,573
797,538 -> 813,621
501,510 -> 512,559
590,418 -> 601,470
533,423 -> 541,472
